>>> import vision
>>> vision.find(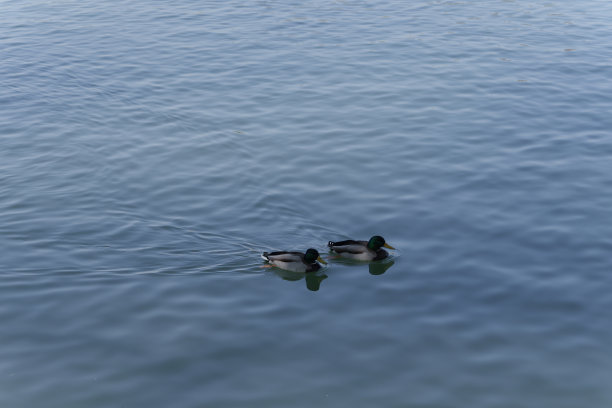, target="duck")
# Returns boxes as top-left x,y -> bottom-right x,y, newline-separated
261,248 -> 327,273
327,235 -> 395,261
